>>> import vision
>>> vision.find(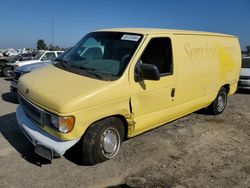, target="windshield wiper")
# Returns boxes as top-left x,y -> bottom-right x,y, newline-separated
55,58 -> 70,68
71,65 -> 104,80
